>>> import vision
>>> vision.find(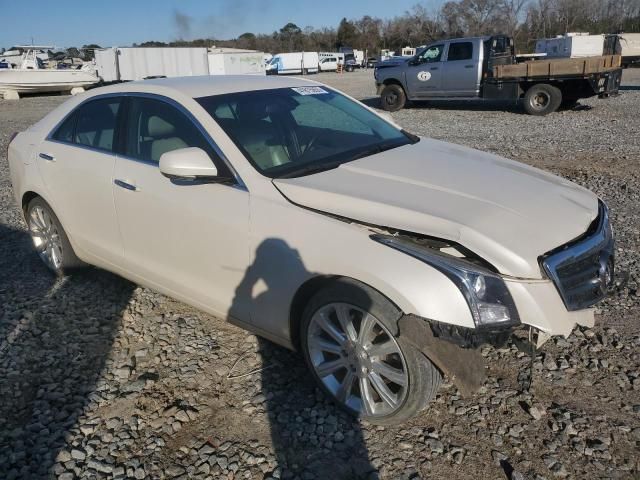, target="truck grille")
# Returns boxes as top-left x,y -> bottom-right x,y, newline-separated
541,202 -> 614,311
